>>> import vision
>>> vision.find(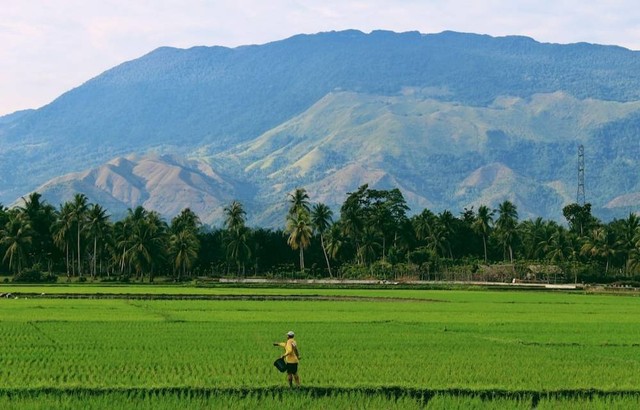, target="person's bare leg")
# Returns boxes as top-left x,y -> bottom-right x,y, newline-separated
287,374 -> 293,387
294,374 -> 300,386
